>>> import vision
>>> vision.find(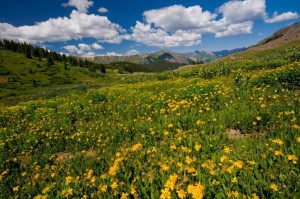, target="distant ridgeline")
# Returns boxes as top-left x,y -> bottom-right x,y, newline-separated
0,39 -> 106,74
